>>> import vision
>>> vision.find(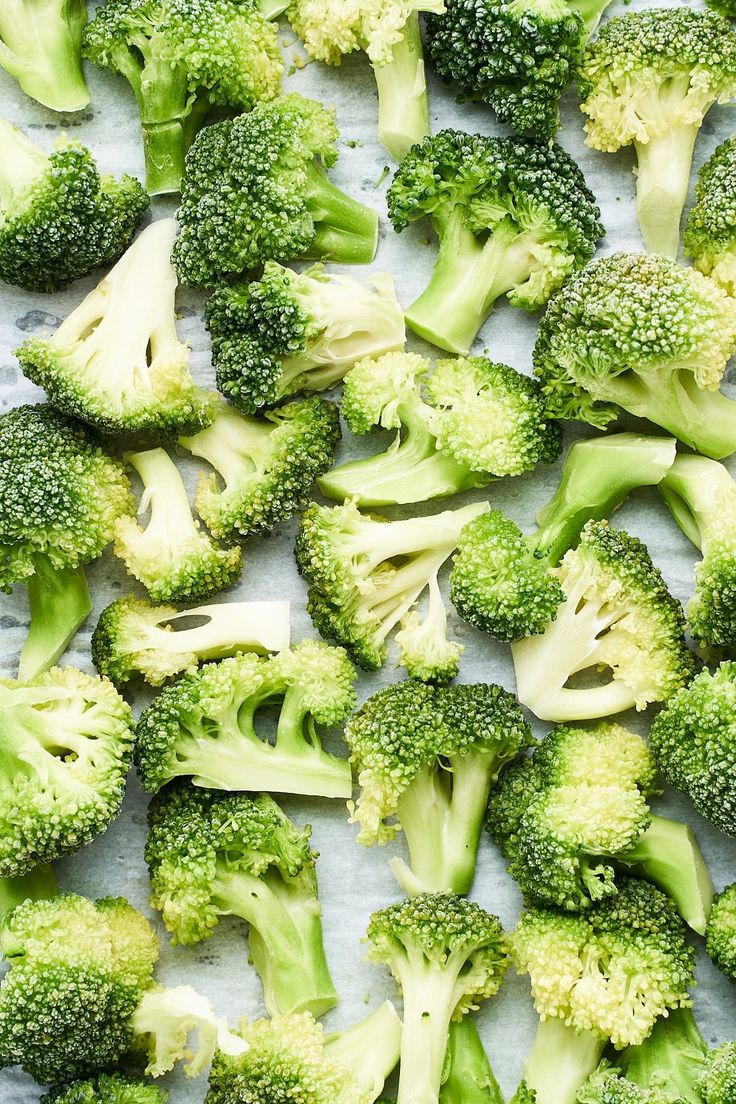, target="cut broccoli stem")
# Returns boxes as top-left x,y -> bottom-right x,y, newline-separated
182,738 -> 353,798
0,864 -> 59,924
440,1019 -> 503,1104
397,964 -> 465,1104
634,125 -> 700,258
618,1007 -> 707,1100
373,12 -> 430,162
0,3 -> 90,112
127,448 -> 203,548
0,118 -> 49,206
521,1019 -> 605,1104
659,452 -> 726,549
302,162 -> 379,264
138,602 -> 291,660
325,1001 -> 403,1100
131,984 -> 248,1078
260,0 -> 290,16
18,558 -> 92,682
